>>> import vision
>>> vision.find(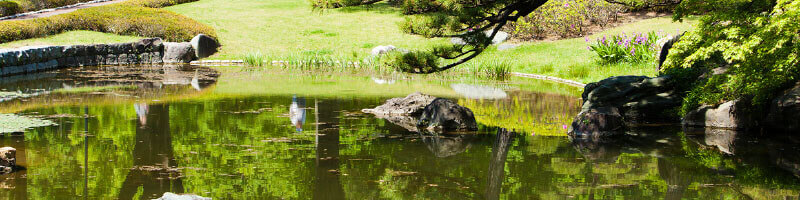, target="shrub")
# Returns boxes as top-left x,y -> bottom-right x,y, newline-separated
124,0 -> 200,8
507,0 -> 623,40
663,0 -> 800,113
588,31 -> 664,64
15,0 -> 94,12
0,1 -> 20,17
0,3 -> 215,43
